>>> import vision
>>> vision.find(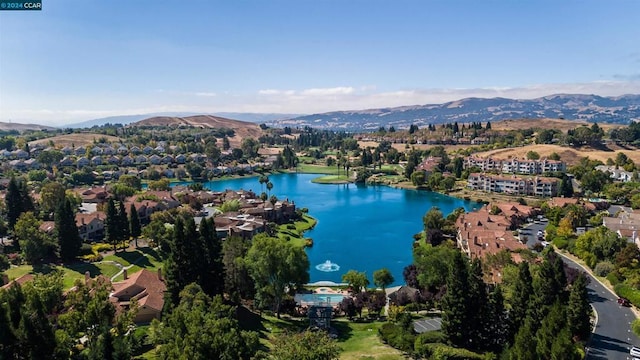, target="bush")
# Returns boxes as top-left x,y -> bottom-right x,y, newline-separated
552,237 -> 569,250
594,261 -> 615,277
378,323 -> 415,353
92,243 -> 112,253
614,283 -> 640,307
607,272 -> 621,285
414,343 -> 485,359
79,243 -> 94,256
415,331 -> 445,345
